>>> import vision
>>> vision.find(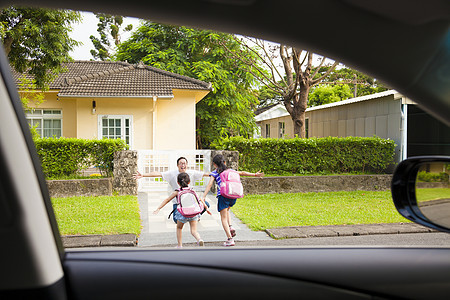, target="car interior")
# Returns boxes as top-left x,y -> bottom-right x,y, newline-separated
1,0 -> 449,299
